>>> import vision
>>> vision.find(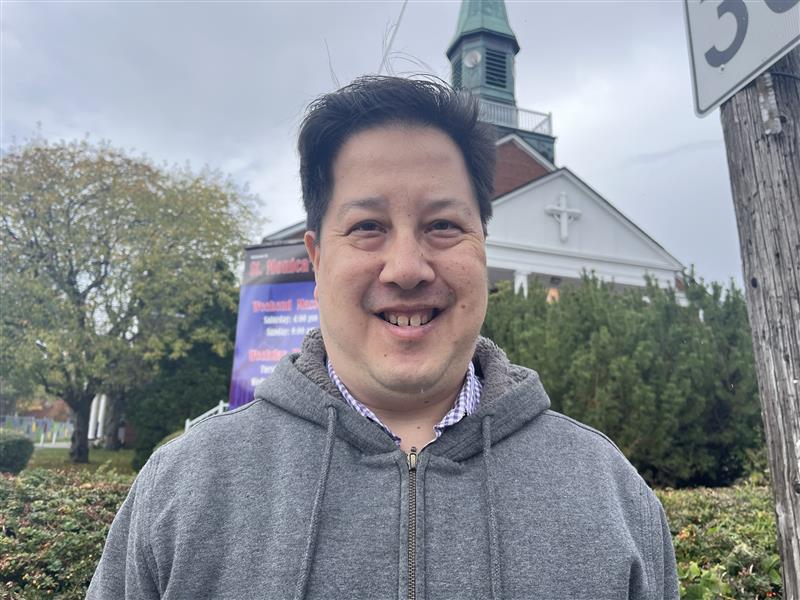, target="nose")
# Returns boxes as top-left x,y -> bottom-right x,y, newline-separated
378,231 -> 435,290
